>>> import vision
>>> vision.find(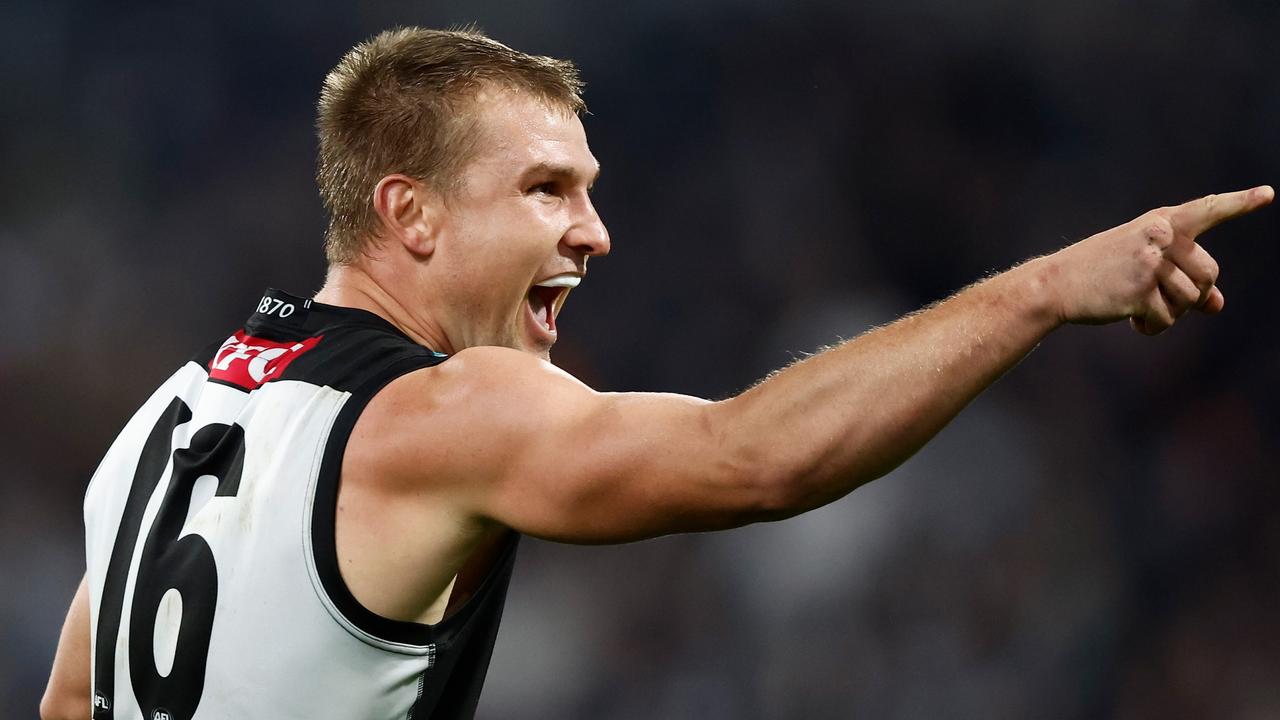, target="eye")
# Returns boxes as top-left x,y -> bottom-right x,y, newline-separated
527,181 -> 559,197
